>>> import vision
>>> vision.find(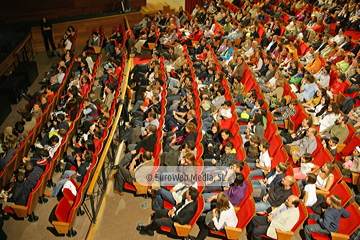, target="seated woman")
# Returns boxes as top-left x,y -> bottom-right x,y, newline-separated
318,102 -> 341,132
203,173 -> 248,212
164,122 -> 197,152
293,153 -> 320,180
189,193 -> 238,240
241,113 -> 265,143
298,162 -> 335,192
303,88 -> 327,108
